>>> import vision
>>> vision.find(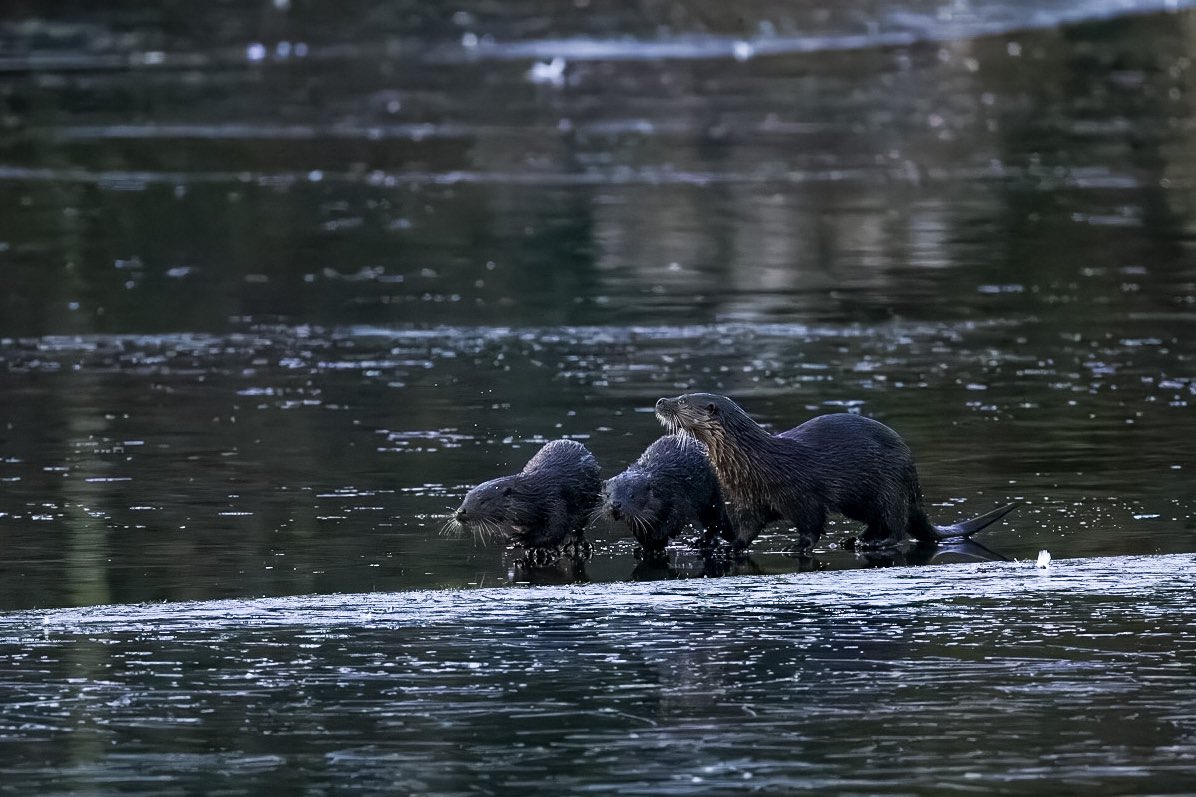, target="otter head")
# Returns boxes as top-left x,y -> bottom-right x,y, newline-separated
601,471 -> 667,550
455,477 -> 514,523
654,392 -> 742,450
445,475 -> 519,543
